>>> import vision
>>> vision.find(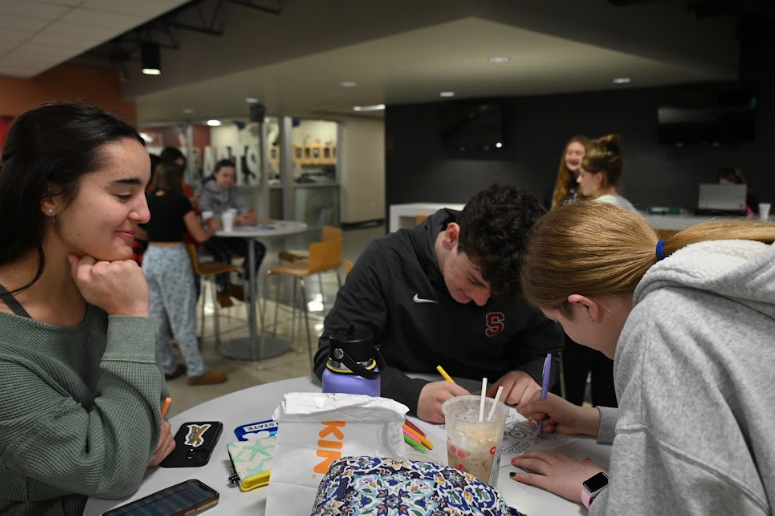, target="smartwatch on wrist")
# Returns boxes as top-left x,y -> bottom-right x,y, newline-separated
581,471 -> 608,509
